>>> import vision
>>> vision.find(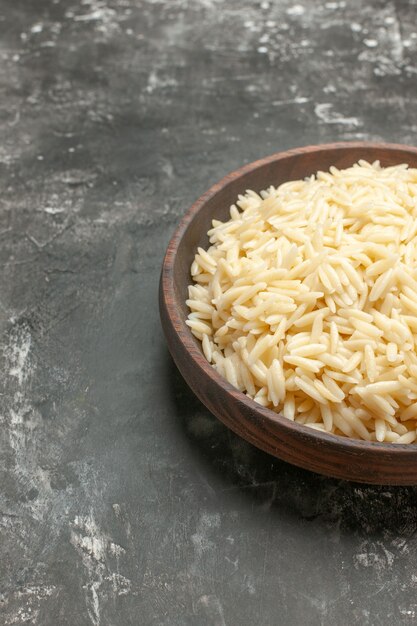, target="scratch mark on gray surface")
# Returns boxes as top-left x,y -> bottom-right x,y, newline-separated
191,512 -> 221,561
3,324 -> 52,523
314,103 -> 361,128
3,585 -> 56,625
70,513 -> 131,625
197,594 -> 227,626
353,540 -> 396,575
8,329 -> 31,387
25,223 -> 71,250
257,521 -> 271,622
